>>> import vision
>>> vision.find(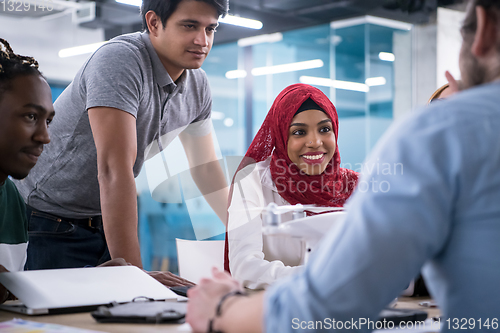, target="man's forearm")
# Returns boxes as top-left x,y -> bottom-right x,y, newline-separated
191,160 -> 229,224
216,292 -> 265,333
98,171 -> 142,267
